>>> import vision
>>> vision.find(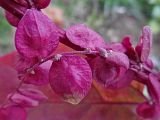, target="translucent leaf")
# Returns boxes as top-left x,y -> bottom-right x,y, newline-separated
49,55 -> 92,104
